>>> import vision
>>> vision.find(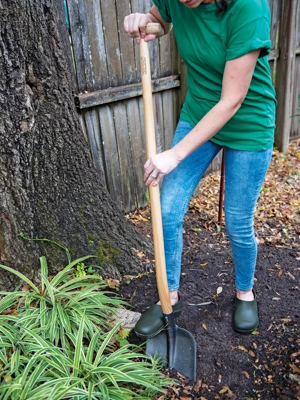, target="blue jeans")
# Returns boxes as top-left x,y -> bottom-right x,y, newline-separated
160,120 -> 273,292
